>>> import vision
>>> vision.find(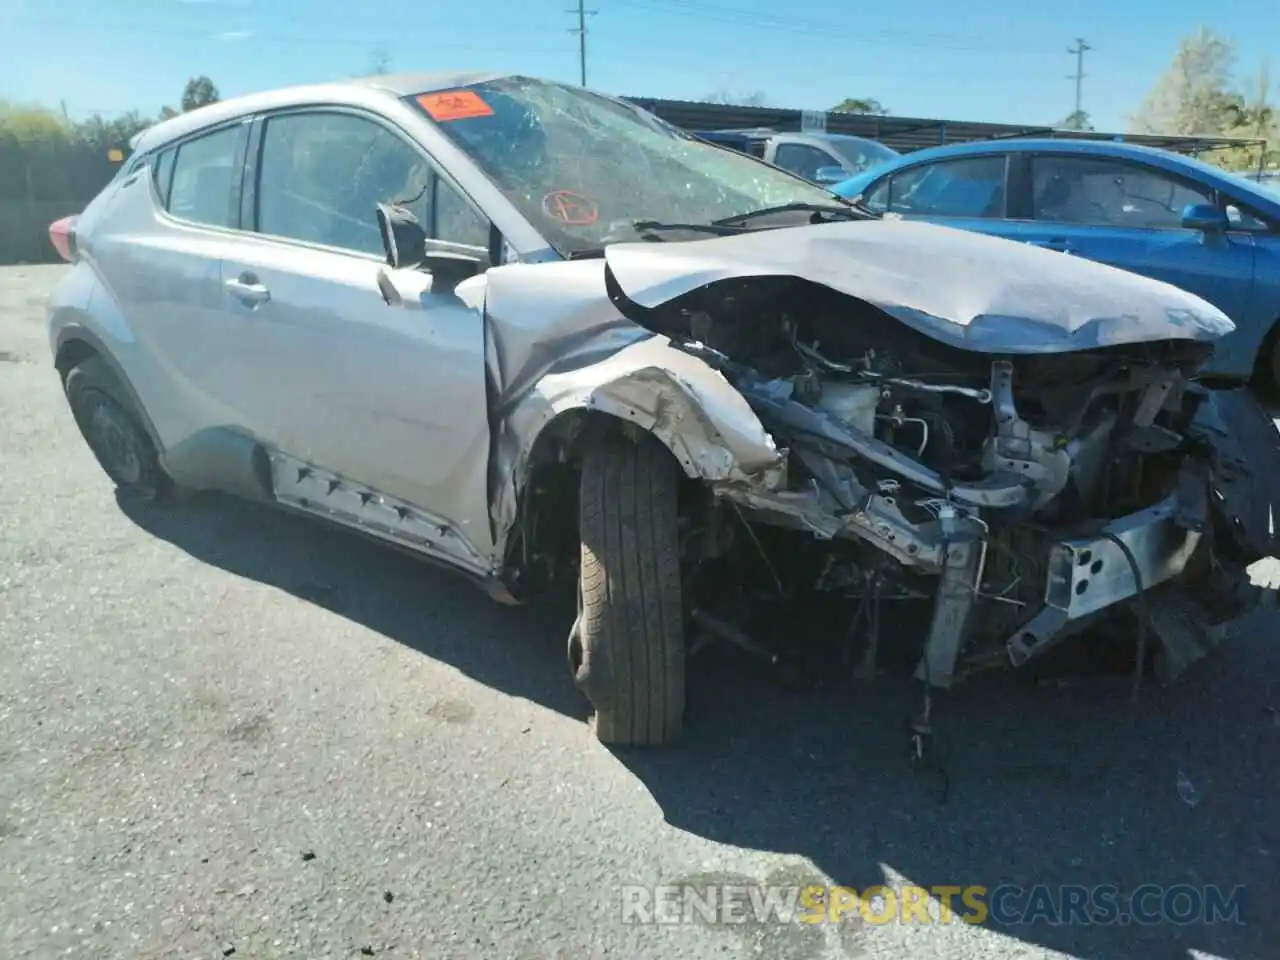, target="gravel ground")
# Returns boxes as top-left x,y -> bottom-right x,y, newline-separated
1,264 -> 1277,960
